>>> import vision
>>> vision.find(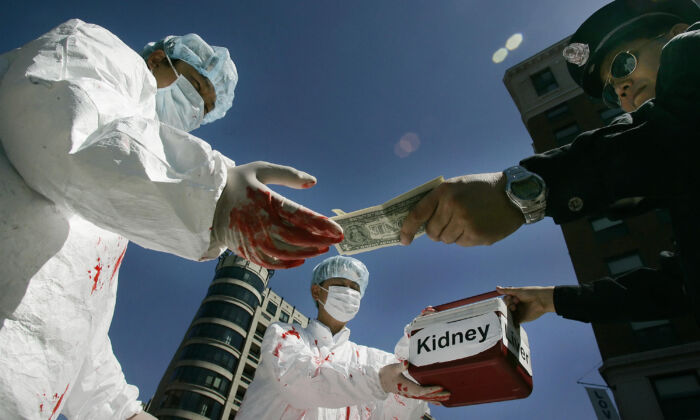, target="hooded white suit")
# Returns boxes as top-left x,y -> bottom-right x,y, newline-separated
0,19 -> 231,419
